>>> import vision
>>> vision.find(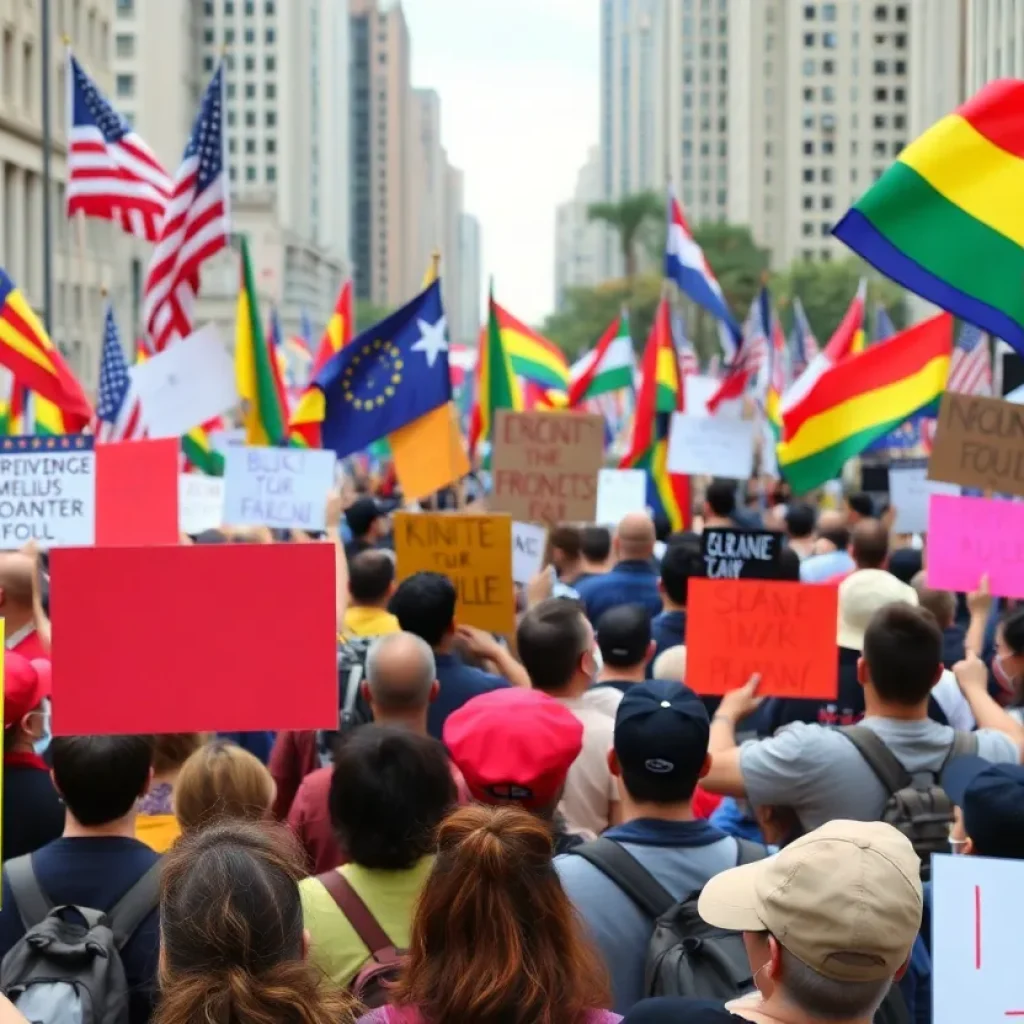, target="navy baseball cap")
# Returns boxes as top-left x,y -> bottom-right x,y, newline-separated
614,680 -> 710,792
942,756 -> 1024,859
